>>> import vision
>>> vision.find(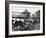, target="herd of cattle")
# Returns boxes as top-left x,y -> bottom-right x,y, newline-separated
12,18 -> 40,31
